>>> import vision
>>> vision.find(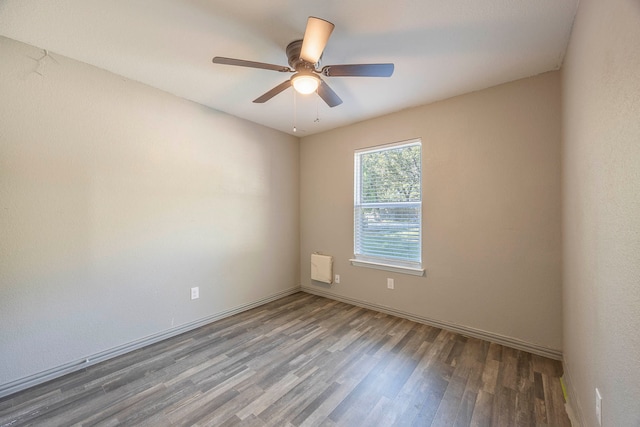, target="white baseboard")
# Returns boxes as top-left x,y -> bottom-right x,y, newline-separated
0,286 -> 301,399
302,286 -> 563,360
